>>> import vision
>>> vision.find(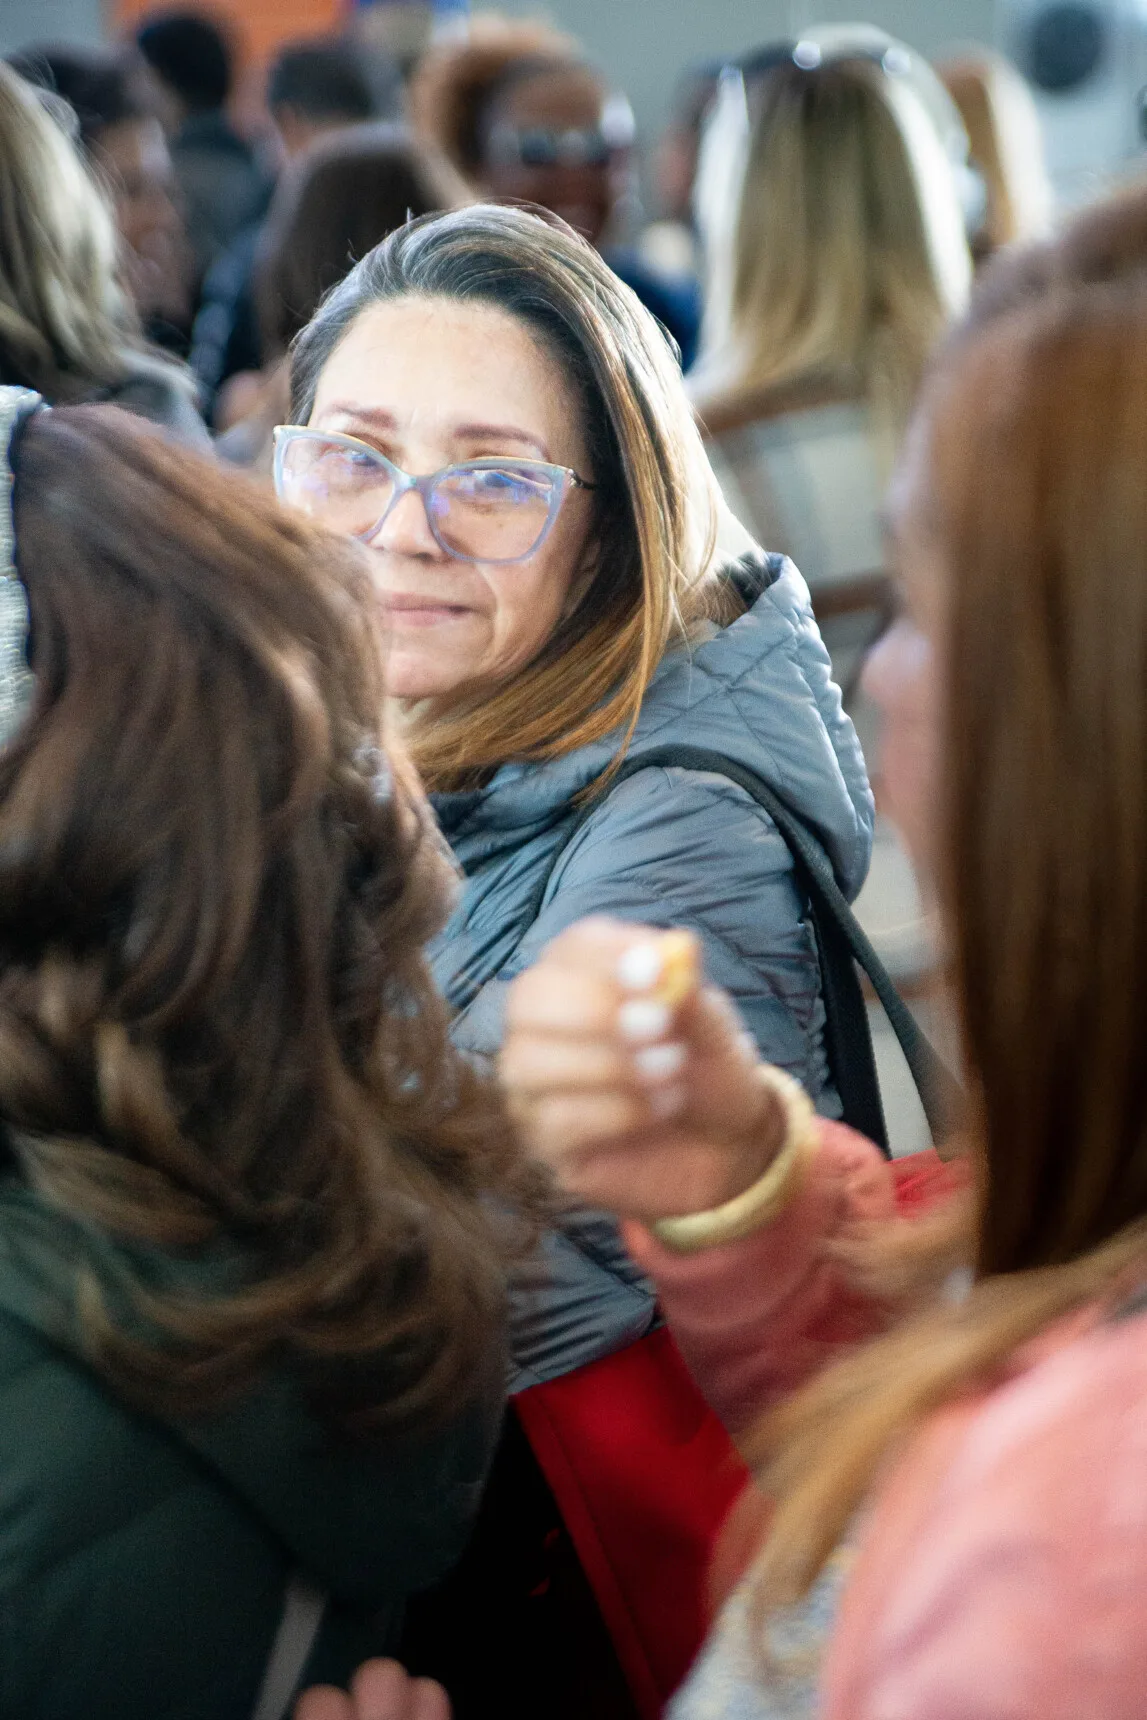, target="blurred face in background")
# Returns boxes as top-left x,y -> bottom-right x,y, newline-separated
479,64 -> 635,247
861,415 -> 946,888
653,68 -> 719,224
306,294 -> 598,702
95,114 -> 188,321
